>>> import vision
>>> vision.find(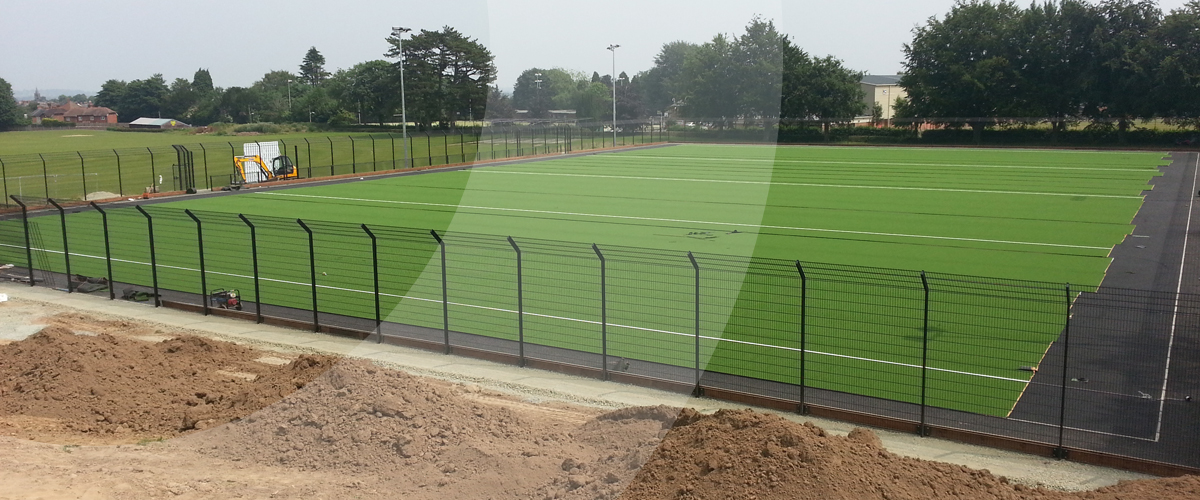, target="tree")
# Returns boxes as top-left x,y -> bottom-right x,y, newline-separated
291,86 -> 338,123
93,79 -> 127,111
386,26 -> 496,128
680,33 -> 741,126
299,47 -> 330,86
0,77 -> 23,129
329,61 -> 397,124
639,41 -> 698,114
161,78 -> 197,120
253,70 -> 300,122
1085,0 -> 1162,142
485,86 -> 514,119
192,69 -> 214,95
1011,0 -> 1103,141
1149,1 -> 1200,127
219,86 -> 262,124
901,0 -> 1025,143
736,17 -> 786,123
781,40 -> 864,137
115,74 -> 170,121
512,67 -> 575,117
